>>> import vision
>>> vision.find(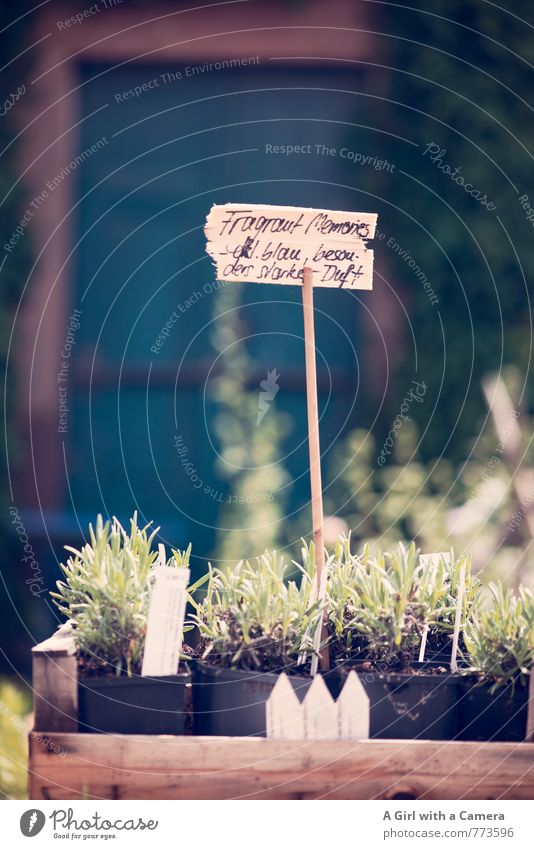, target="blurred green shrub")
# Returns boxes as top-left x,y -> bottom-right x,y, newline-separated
0,678 -> 30,799
326,415 -> 534,587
